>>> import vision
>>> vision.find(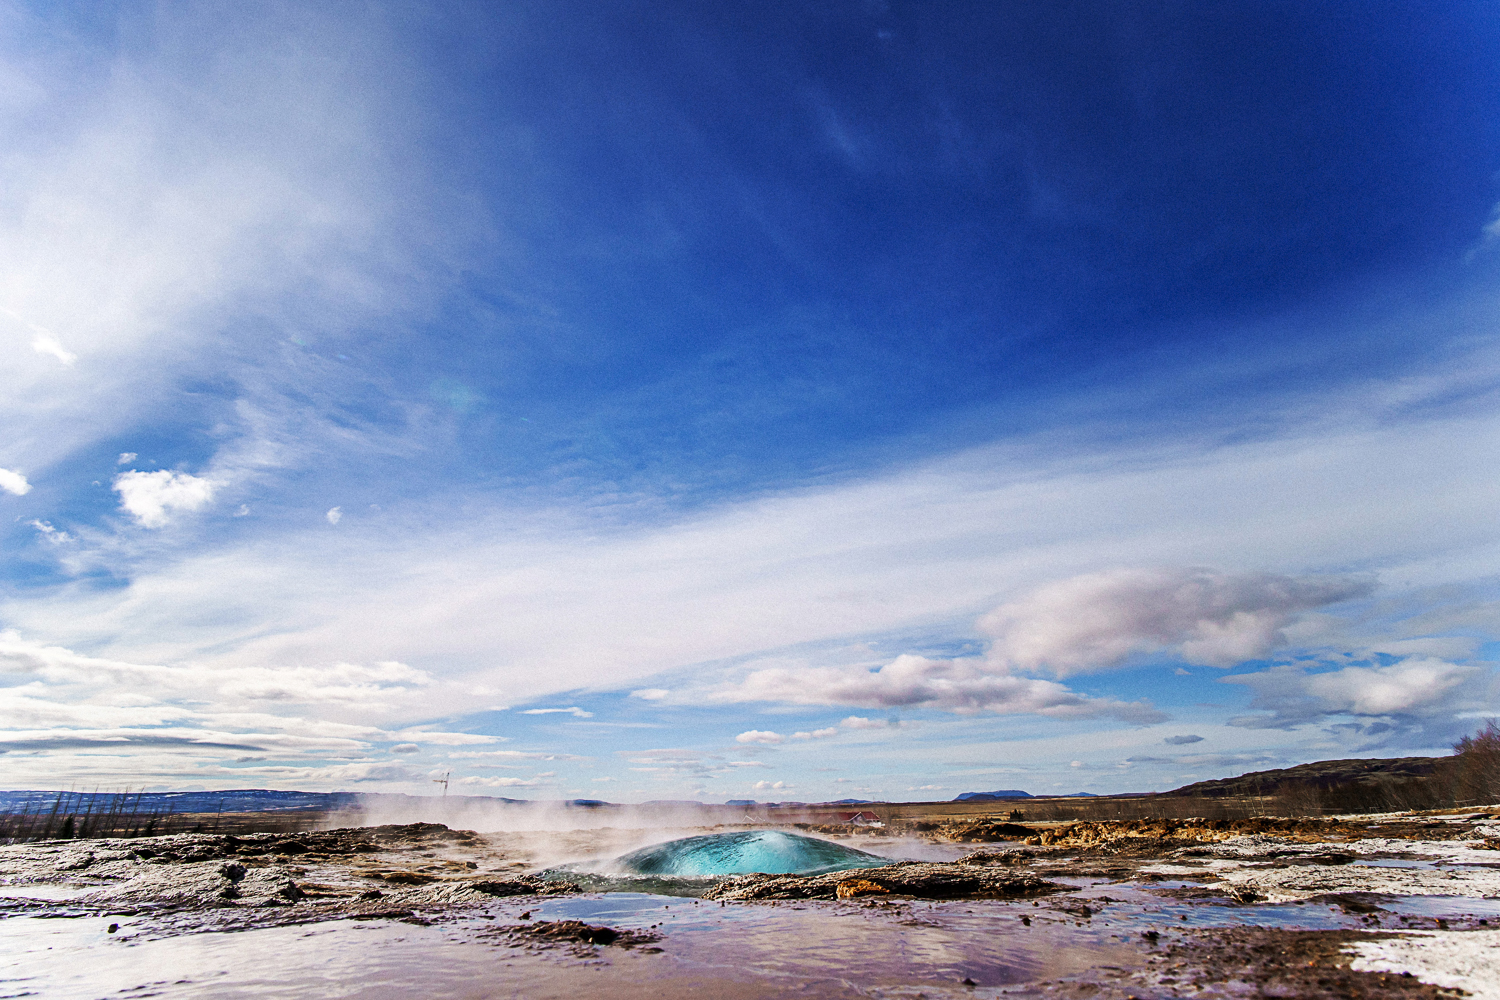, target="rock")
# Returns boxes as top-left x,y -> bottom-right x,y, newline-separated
942,822 -> 1036,843
704,862 -> 1061,901
835,878 -> 890,899
465,878 -> 549,897
497,919 -> 660,950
